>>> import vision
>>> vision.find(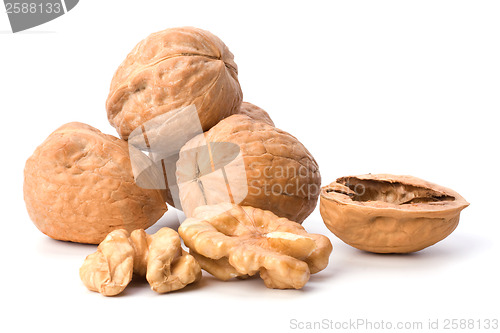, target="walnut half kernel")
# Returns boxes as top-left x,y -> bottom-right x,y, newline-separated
178,203 -> 333,289
80,228 -> 201,296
